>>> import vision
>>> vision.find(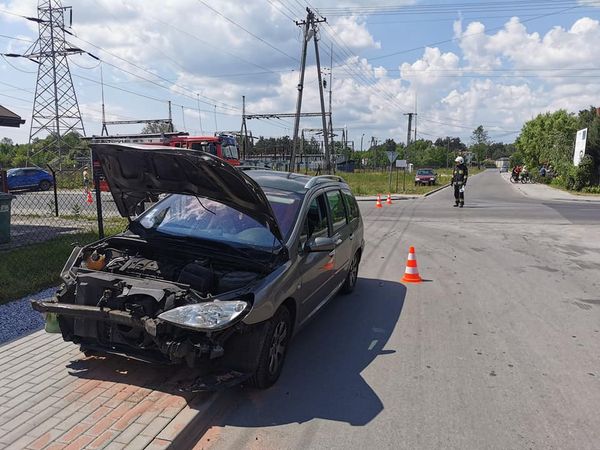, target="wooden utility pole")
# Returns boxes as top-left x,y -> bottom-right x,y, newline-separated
404,112 -> 415,147
290,8 -> 329,173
